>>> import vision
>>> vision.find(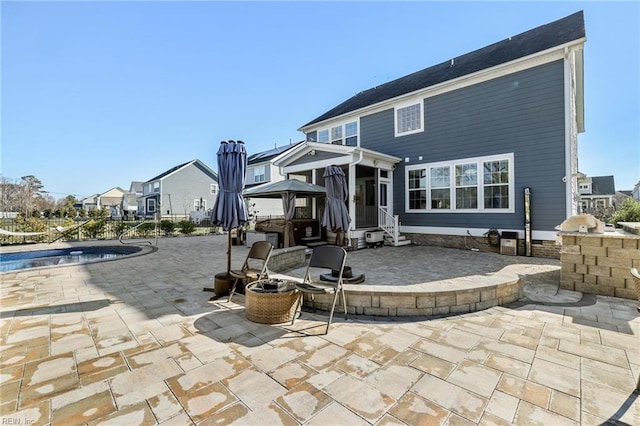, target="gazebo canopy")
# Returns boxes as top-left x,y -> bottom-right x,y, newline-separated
243,179 -> 326,198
